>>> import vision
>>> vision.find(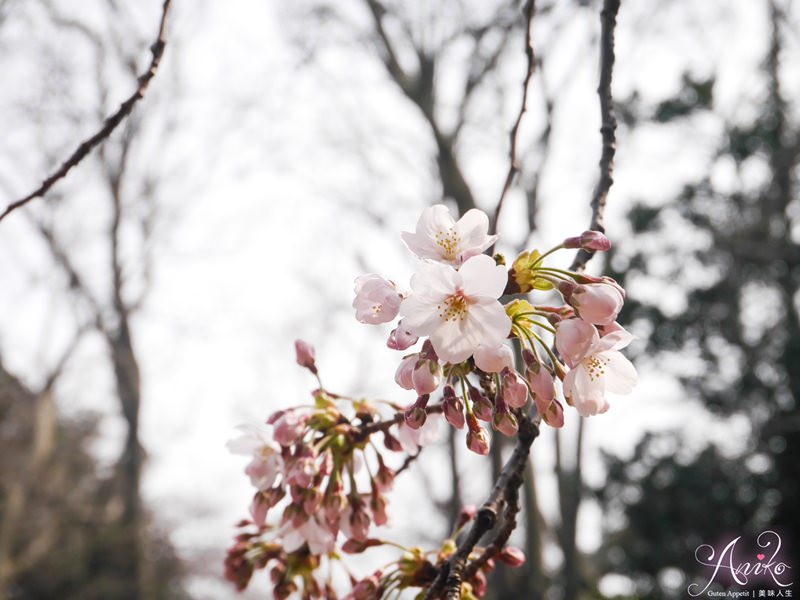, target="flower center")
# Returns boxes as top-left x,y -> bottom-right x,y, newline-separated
371,303 -> 382,317
583,354 -> 610,382
438,290 -> 470,322
434,228 -> 460,261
